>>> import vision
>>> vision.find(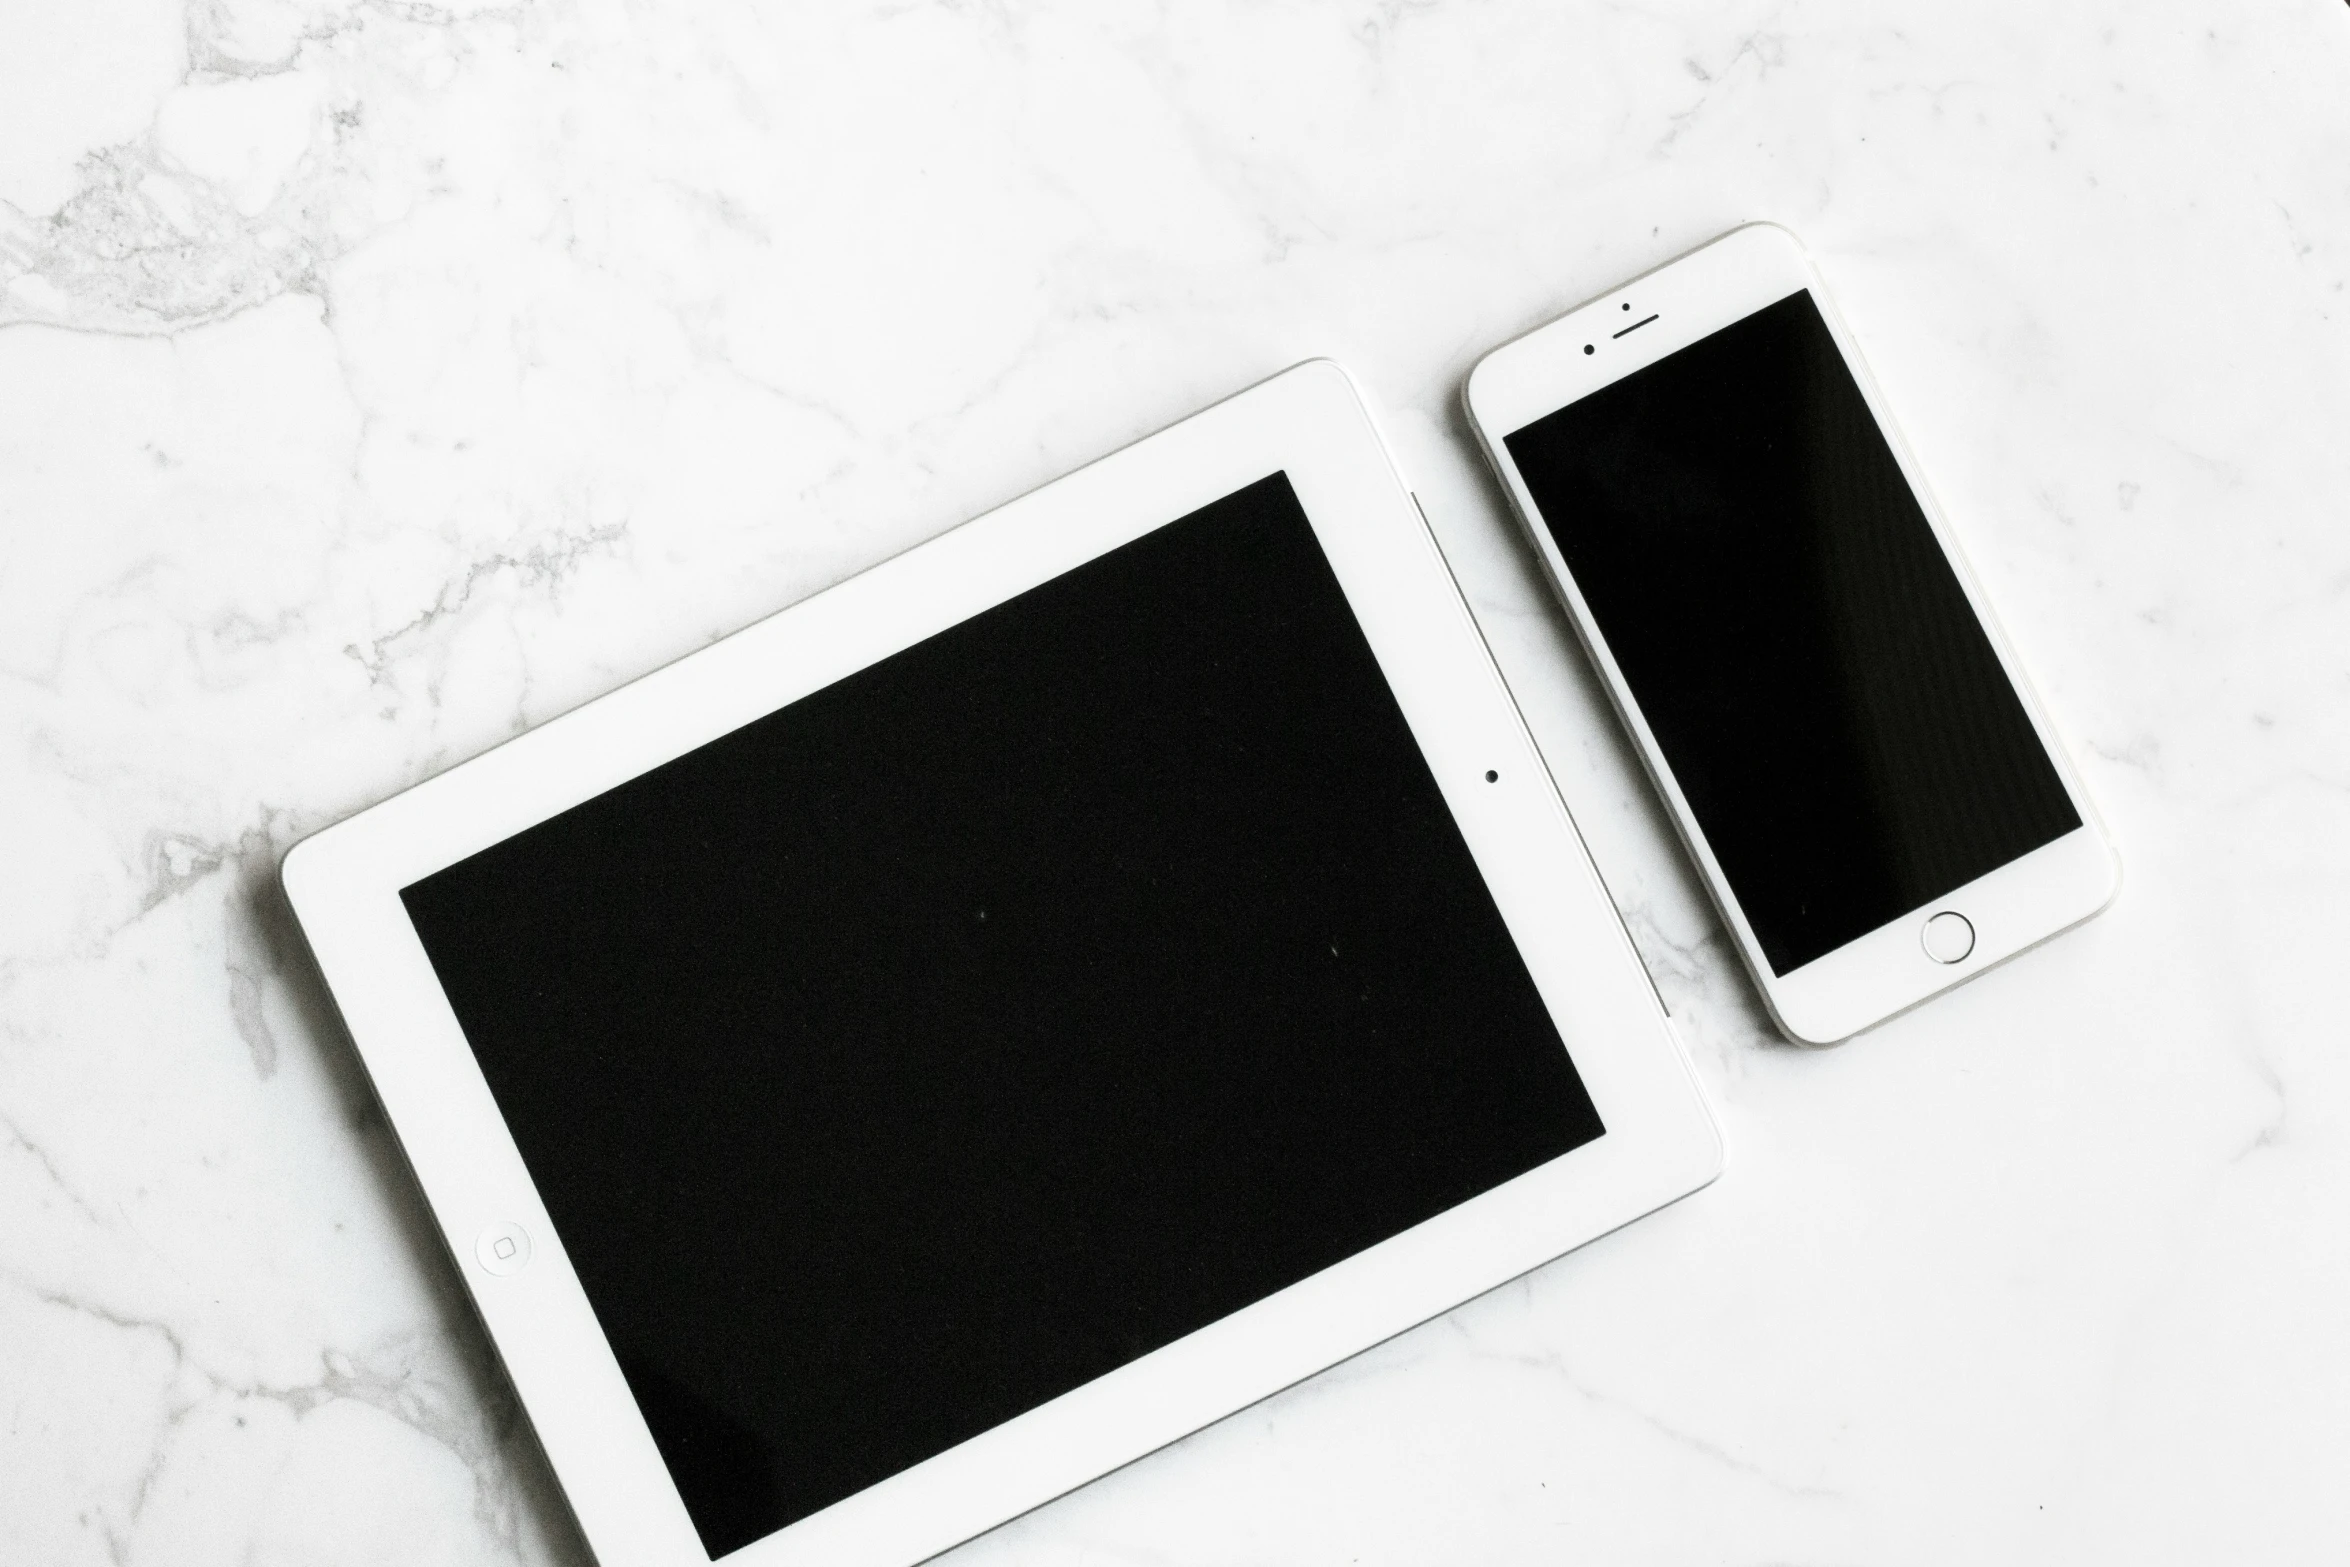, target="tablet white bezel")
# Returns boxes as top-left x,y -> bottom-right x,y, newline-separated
283,360 -> 1721,1567
1464,225 -> 2118,1045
